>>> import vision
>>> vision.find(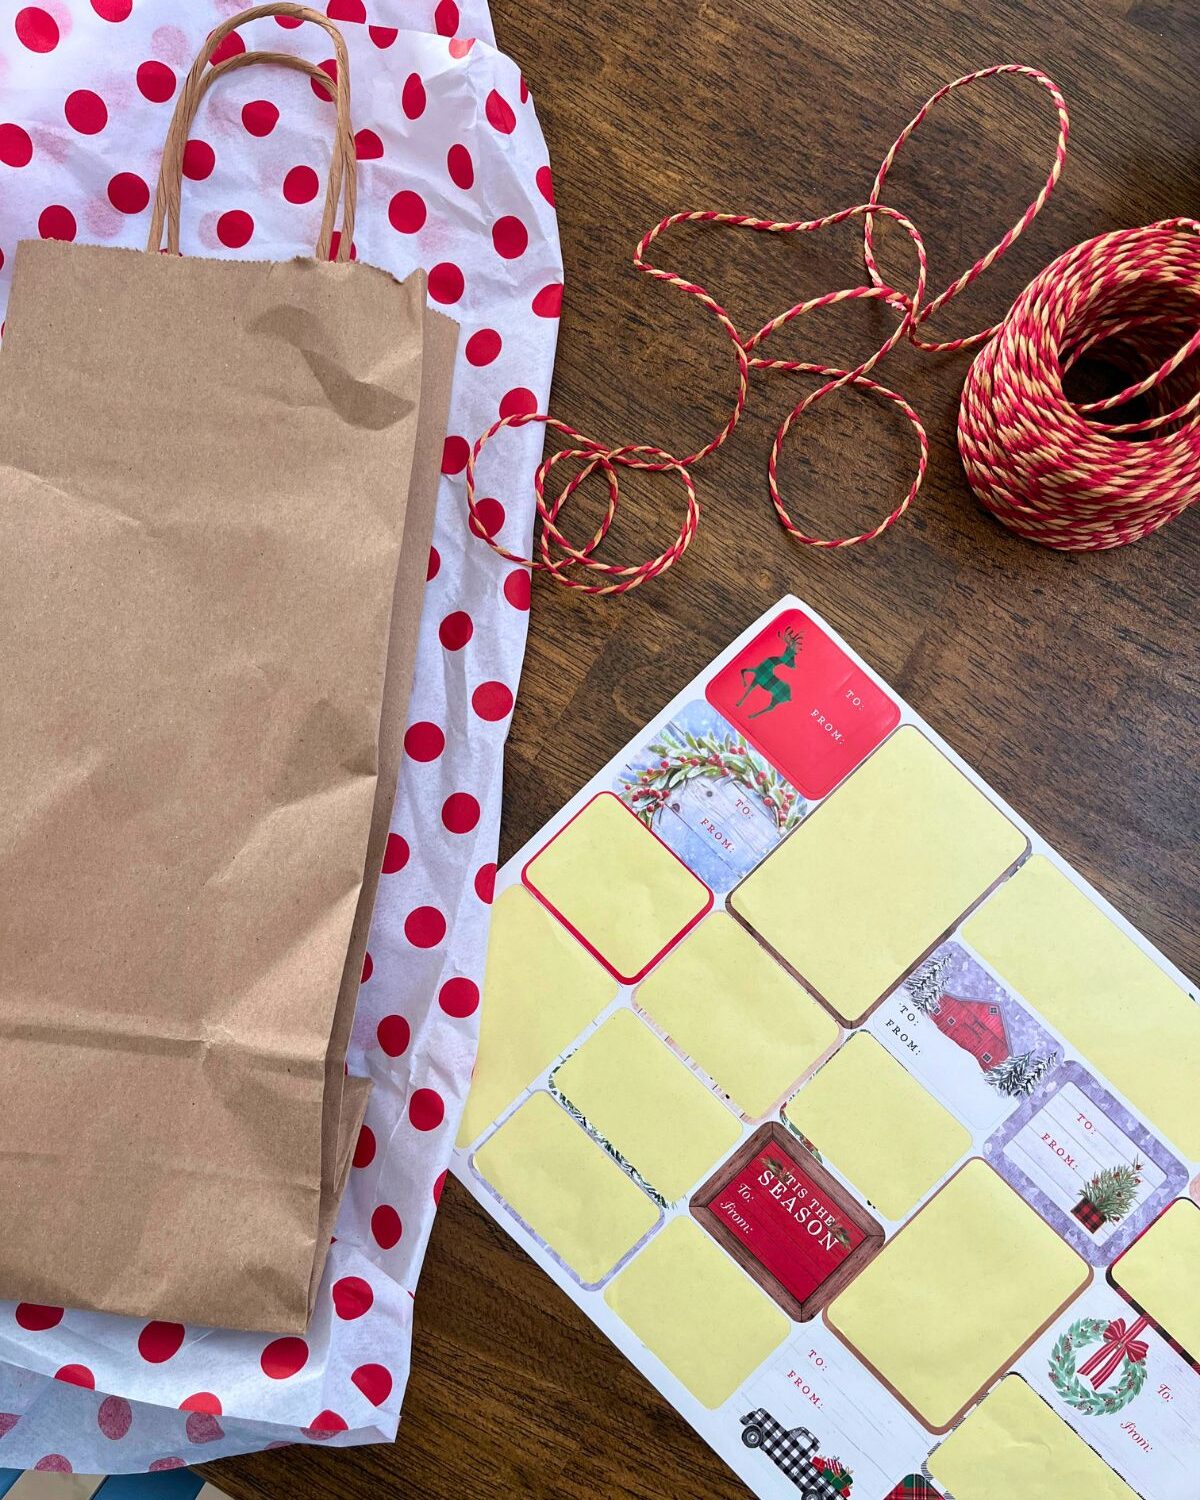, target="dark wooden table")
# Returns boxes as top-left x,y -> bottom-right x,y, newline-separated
210,0 -> 1199,1494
